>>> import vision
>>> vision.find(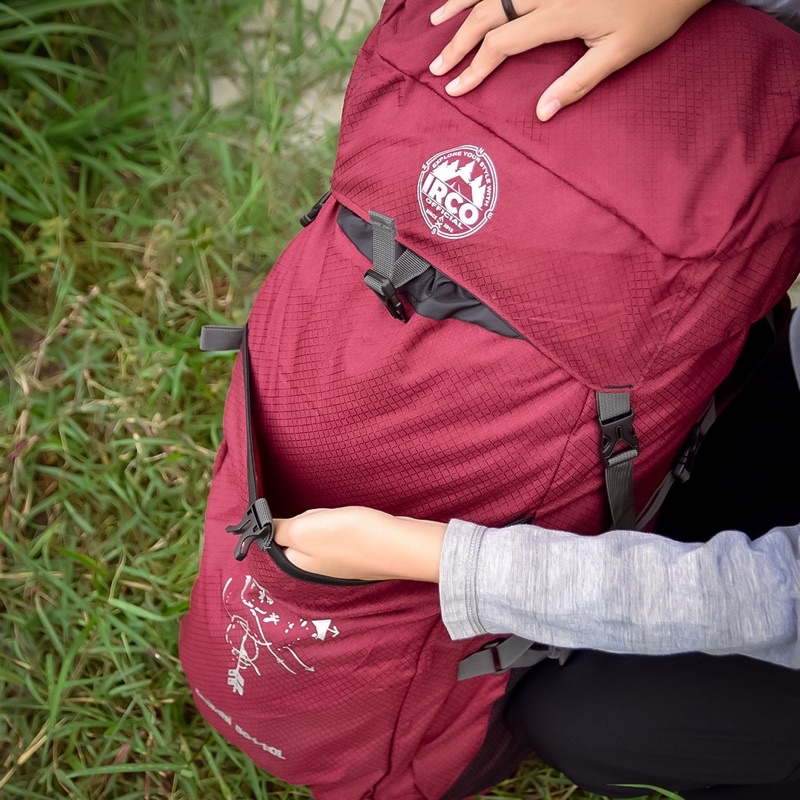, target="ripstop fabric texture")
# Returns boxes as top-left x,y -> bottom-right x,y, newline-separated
180,2 -> 800,798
